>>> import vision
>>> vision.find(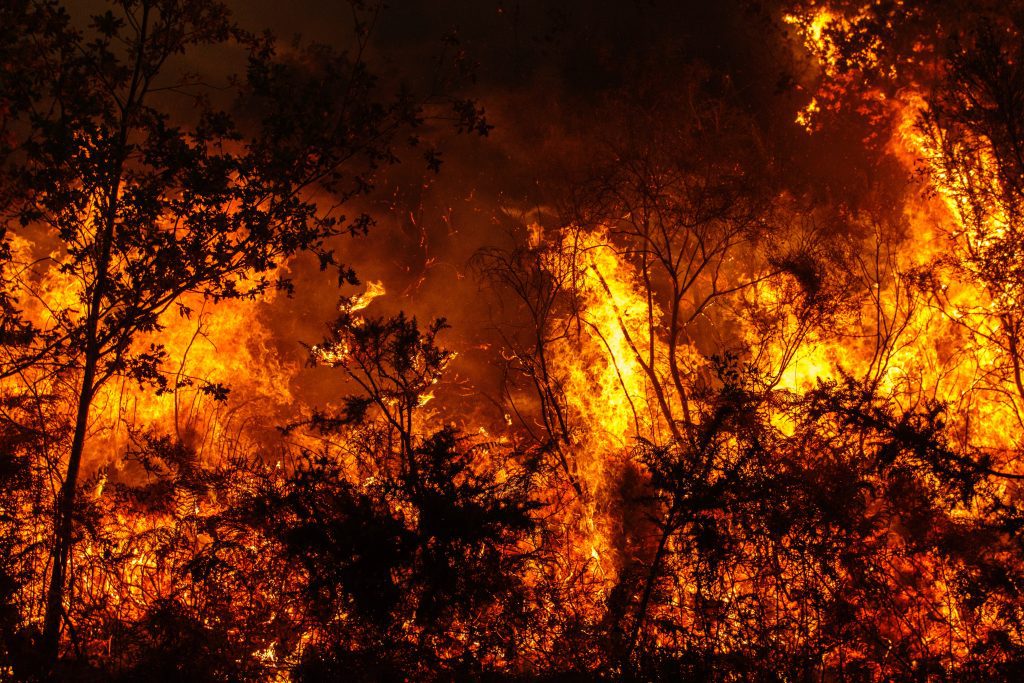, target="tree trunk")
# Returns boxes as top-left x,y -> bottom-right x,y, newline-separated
40,350 -> 97,662
39,144 -> 122,664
